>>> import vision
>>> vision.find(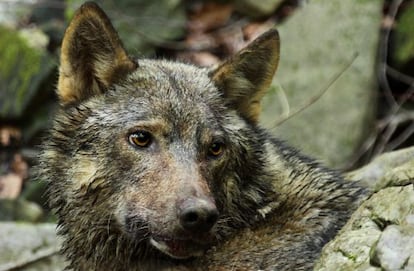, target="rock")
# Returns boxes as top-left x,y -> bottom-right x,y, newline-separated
0,0 -> 35,28
233,0 -> 284,18
371,224 -> 414,270
315,148 -> 414,270
0,26 -> 55,119
65,0 -> 186,56
346,146 -> 414,190
13,255 -> 66,271
315,185 -> 414,271
0,199 -> 44,222
0,222 -> 65,271
260,0 -> 382,167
